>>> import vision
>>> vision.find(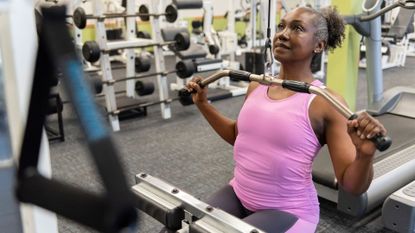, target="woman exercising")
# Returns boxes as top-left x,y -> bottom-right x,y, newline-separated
186,6 -> 387,233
